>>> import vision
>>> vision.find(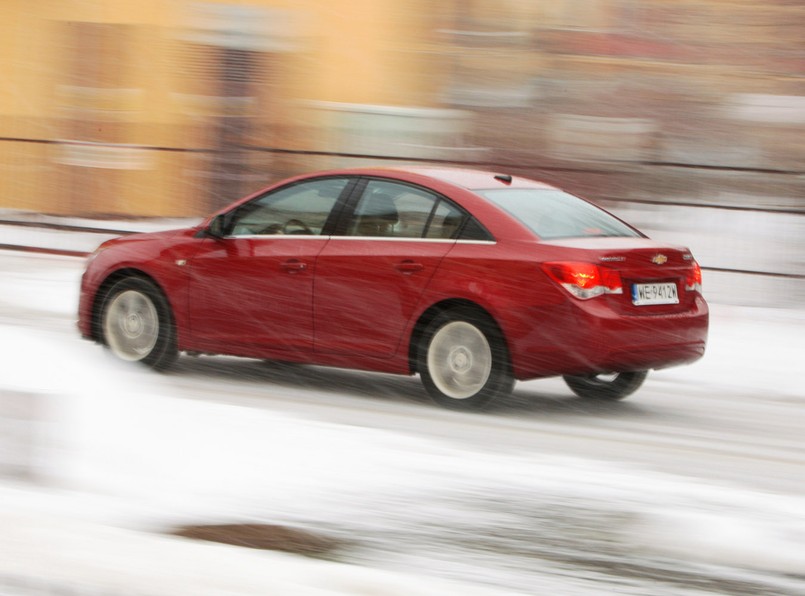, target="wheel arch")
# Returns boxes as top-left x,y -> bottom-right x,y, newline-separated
408,298 -> 509,374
